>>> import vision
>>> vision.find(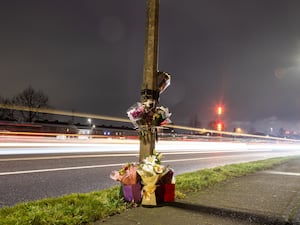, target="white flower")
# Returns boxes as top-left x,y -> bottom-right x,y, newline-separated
139,164 -> 156,176
144,155 -> 156,165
